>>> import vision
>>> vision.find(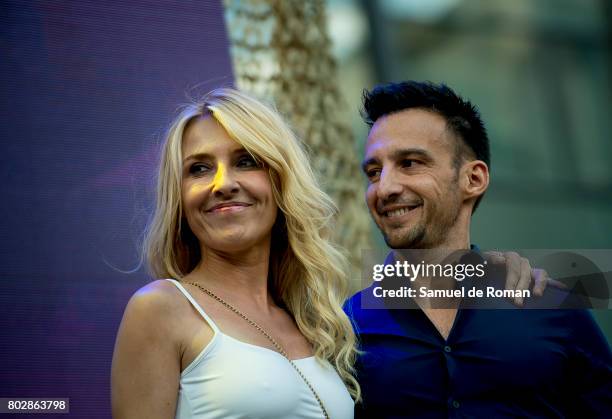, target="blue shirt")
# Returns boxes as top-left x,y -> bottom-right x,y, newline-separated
345,286 -> 612,418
